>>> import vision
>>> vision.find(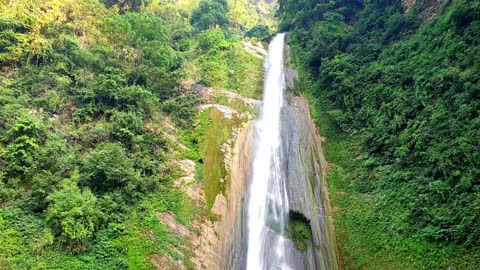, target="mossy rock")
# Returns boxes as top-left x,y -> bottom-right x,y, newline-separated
287,211 -> 313,251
